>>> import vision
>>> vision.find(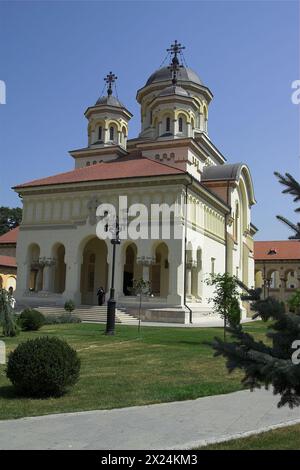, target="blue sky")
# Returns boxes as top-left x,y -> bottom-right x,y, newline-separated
0,0 -> 299,240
